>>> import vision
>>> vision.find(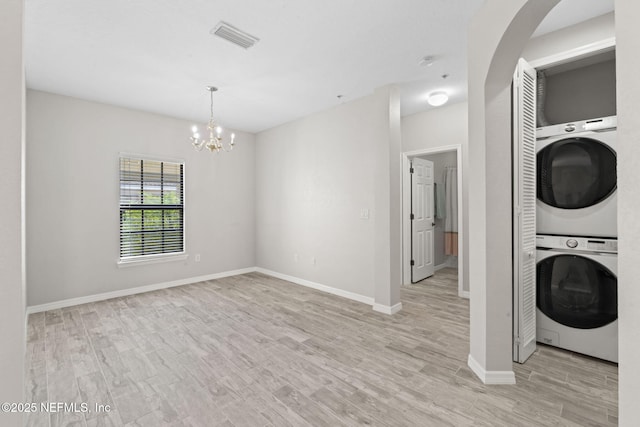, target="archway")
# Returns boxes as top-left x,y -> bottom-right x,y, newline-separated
466,0 -> 560,384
